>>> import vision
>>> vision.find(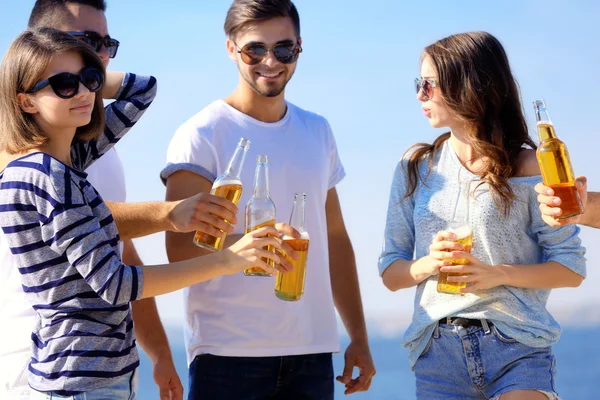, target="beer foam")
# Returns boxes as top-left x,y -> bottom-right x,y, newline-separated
448,225 -> 472,239
213,179 -> 242,188
282,231 -> 310,240
536,121 -> 554,126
